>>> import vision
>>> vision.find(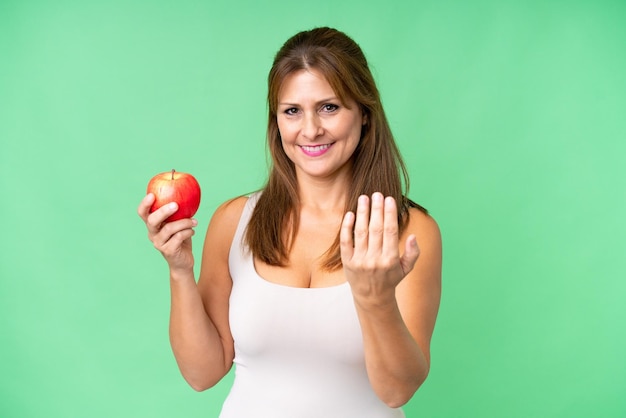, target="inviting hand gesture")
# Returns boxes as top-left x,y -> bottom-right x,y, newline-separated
340,192 -> 420,306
